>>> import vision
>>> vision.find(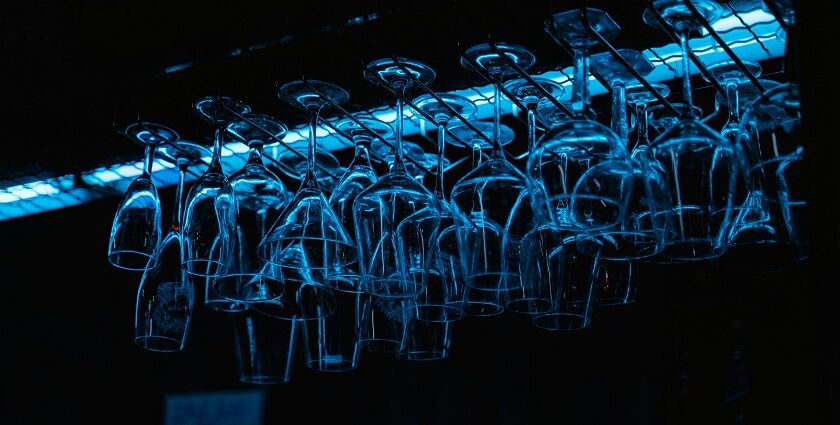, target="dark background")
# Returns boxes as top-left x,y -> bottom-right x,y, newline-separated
1,1 -> 837,424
